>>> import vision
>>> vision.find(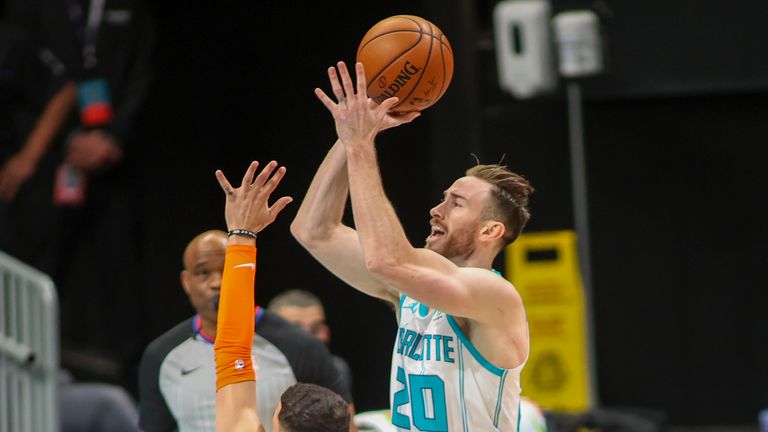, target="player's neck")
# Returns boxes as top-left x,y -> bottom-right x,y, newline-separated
450,248 -> 496,269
